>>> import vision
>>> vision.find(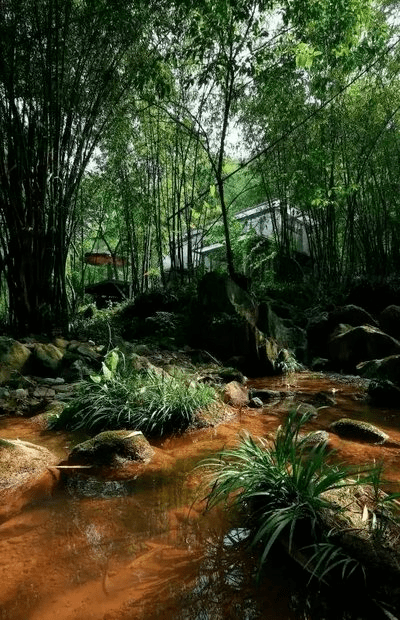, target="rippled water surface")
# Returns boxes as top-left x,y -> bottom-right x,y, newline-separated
0,371 -> 400,620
